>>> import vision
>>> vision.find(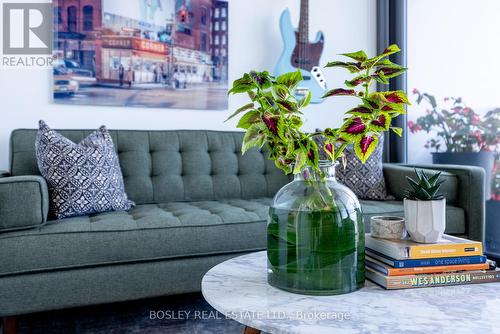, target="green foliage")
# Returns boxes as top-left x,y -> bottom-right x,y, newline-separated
410,91 -> 500,153
405,169 -> 445,201
227,45 -> 409,175
227,70 -> 317,174
322,44 -> 410,163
